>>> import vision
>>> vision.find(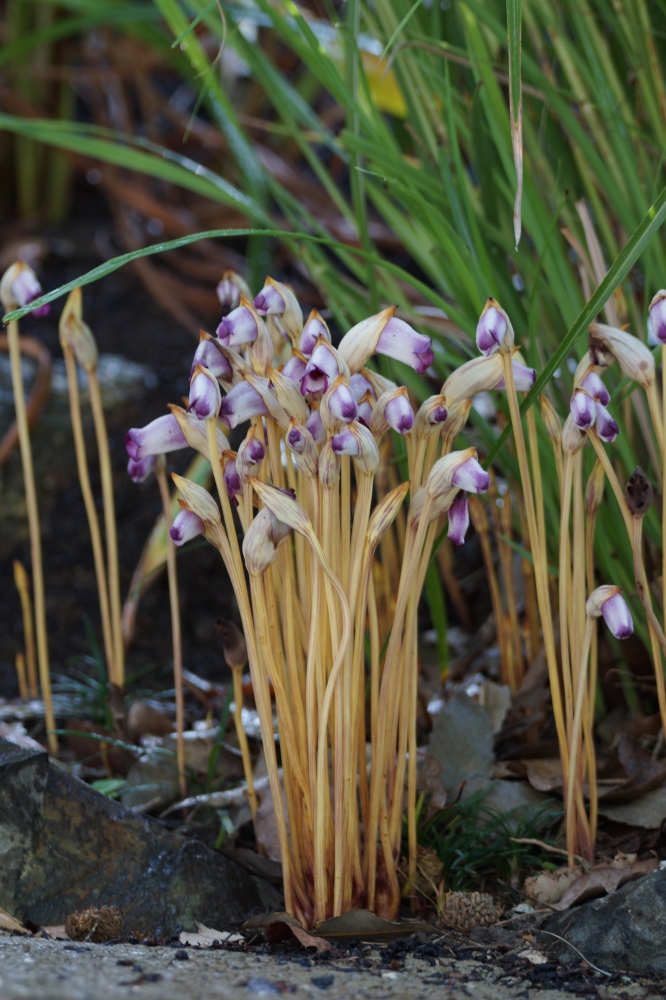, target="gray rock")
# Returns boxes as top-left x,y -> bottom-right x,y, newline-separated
542,869 -> 666,975
427,691 -> 494,798
0,738 -> 280,935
